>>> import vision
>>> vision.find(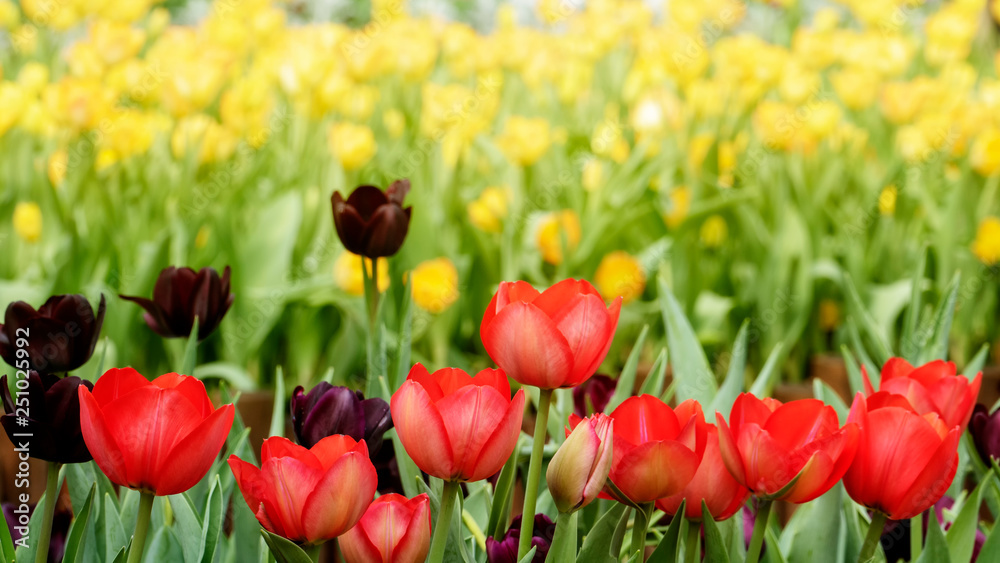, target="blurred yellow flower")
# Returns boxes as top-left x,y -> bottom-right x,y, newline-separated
467,186 -> 509,233
89,20 -> 146,66
16,62 -> 48,95
328,122 -> 376,171
496,116 -> 552,166
195,225 -> 211,249
334,253 -> 389,296
972,217 -> 1000,265
48,149 -> 68,187
879,185 -> 897,216
537,210 -> 581,265
582,159 -> 604,192
383,108 -> 405,139
0,1 -> 19,30
13,202 -> 42,243
665,186 -> 691,229
171,114 -> 238,164
700,215 -> 728,248
411,258 -> 460,314
0,83 -> 27,137
818,299 -> 840,331
971,128 -> 1000,176
12,24 -> 39,55
831,67 -> 880,110
595,251 -> 645,304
